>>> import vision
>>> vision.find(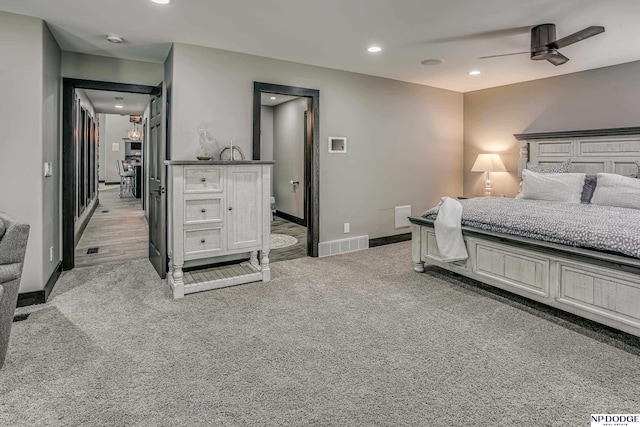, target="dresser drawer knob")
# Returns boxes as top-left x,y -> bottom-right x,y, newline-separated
201,177 -> 206,182
201,239 -> 206,243
201,208 -> 206,213
228,207 -> 233,211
